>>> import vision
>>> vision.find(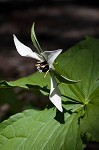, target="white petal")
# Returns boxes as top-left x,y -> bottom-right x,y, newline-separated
13,34 -> 44,61
42,49 -> 62,69
49,72 -> 63,112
